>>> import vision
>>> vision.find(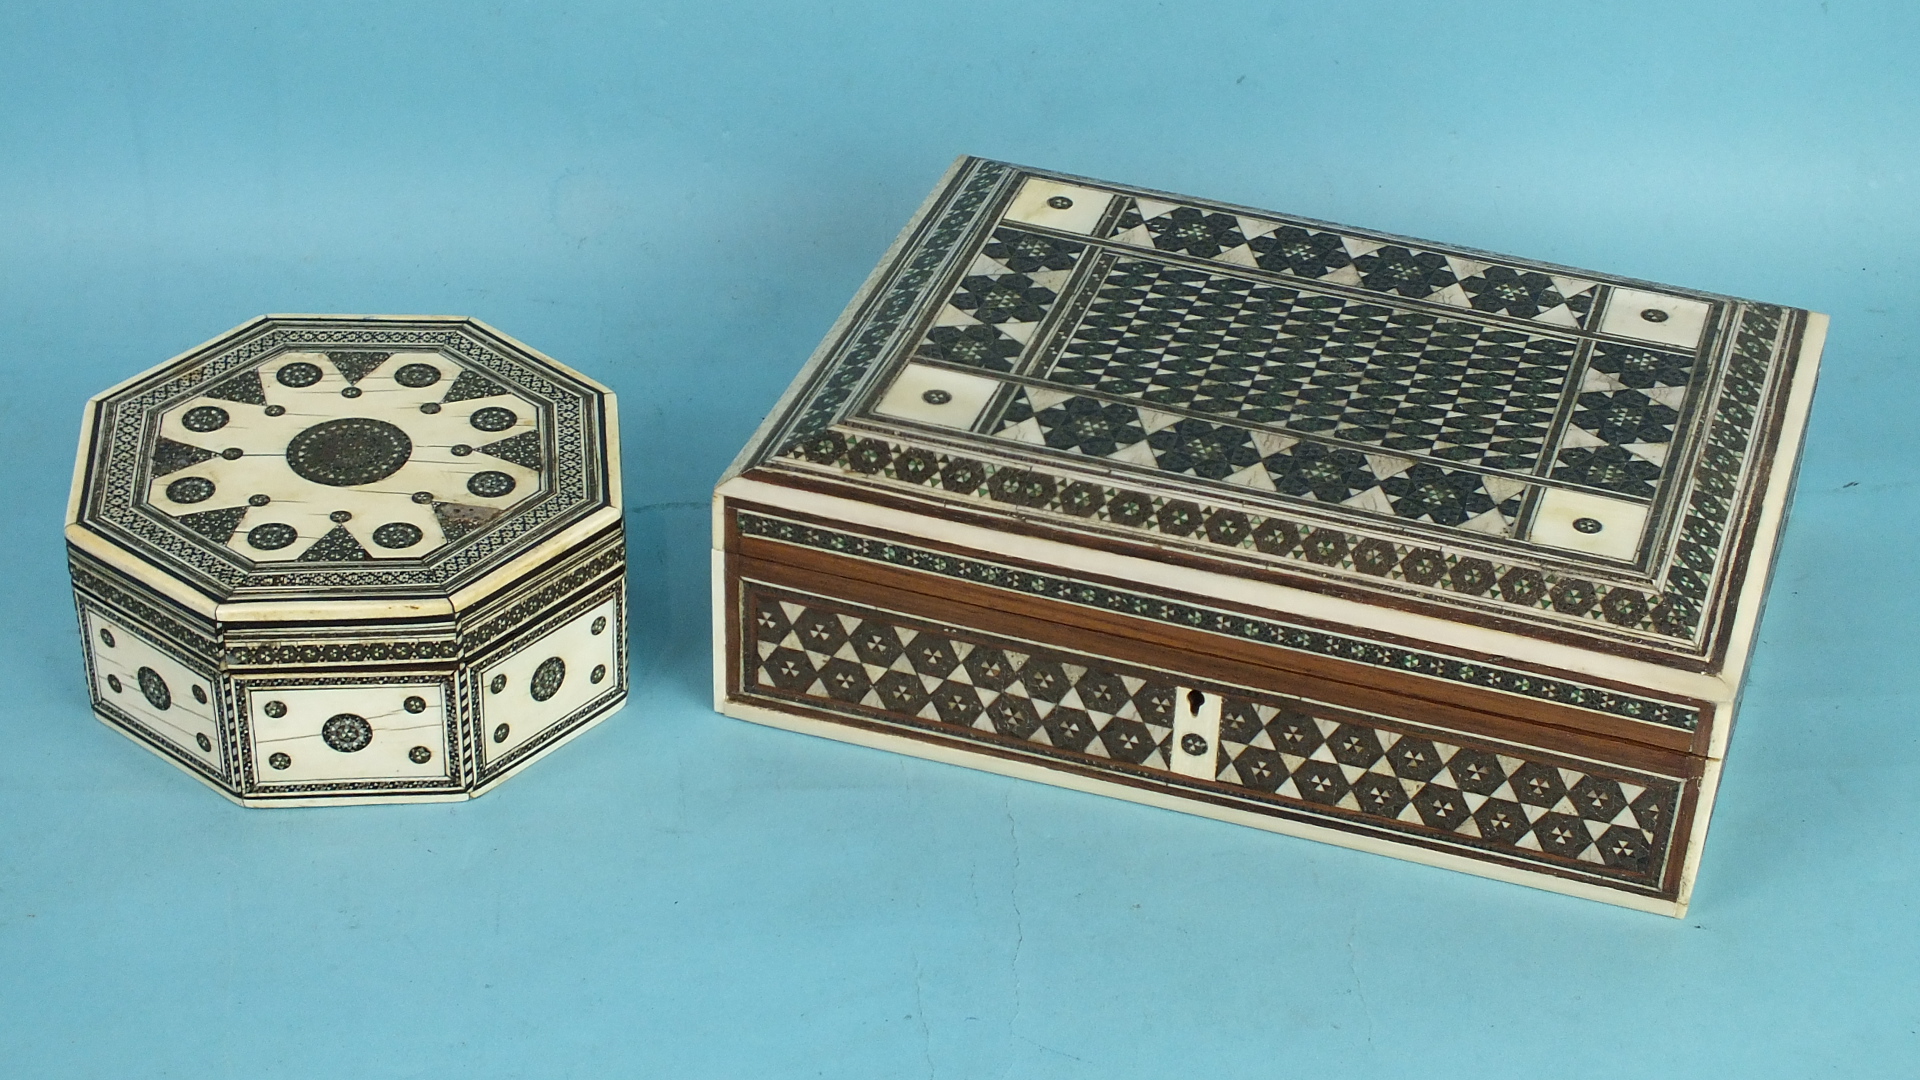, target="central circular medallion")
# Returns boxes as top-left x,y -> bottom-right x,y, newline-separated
284,417 -> 413,487
529,656 -> 566,702
321,712 -> 374,753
